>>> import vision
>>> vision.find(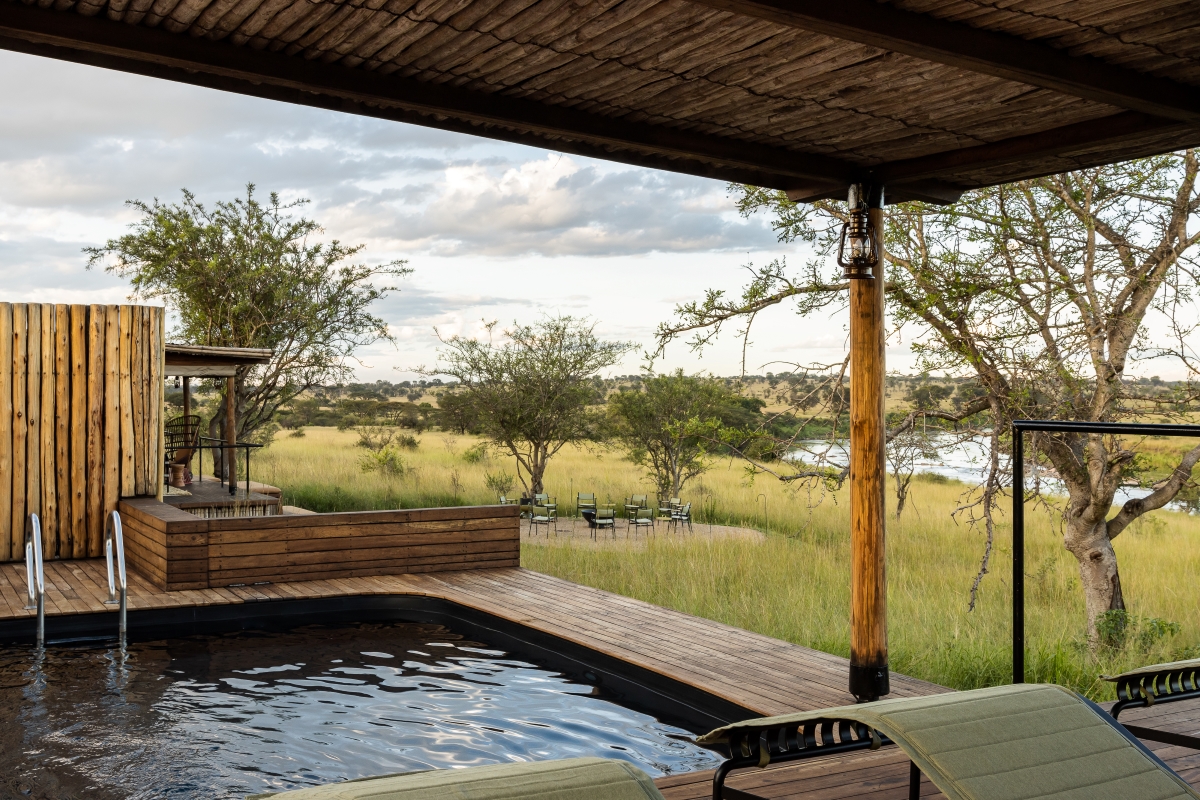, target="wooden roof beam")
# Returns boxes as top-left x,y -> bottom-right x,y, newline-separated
686,0 -> 1200,123
876,112 -> 1196,186
0,3 -> 873,192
